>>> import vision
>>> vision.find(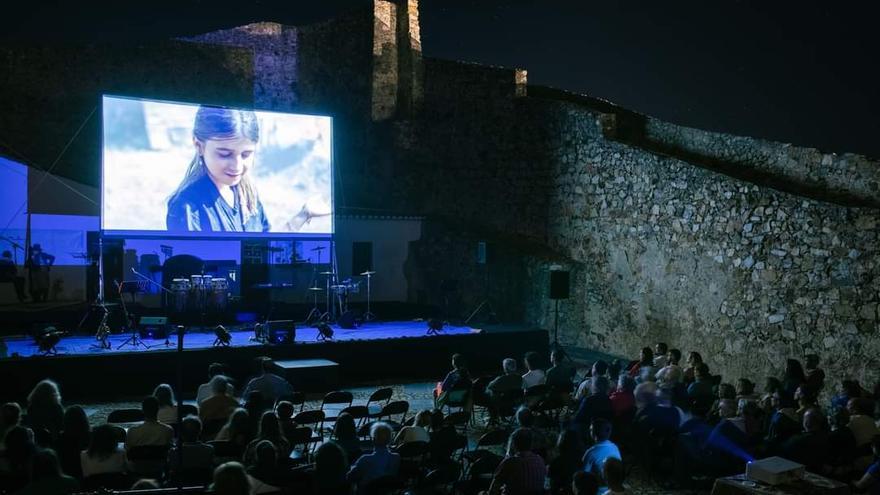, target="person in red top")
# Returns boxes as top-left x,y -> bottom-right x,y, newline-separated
487,428 -> 546,495
610,375 -> 636,418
